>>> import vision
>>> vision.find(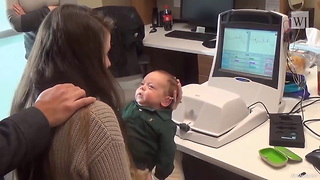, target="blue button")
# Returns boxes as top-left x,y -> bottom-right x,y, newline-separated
235,77 -> 250,82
